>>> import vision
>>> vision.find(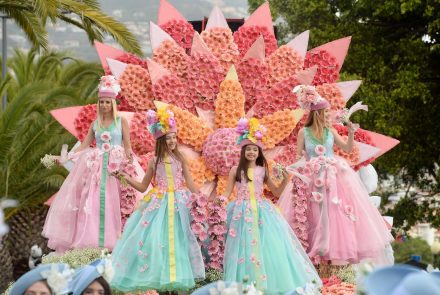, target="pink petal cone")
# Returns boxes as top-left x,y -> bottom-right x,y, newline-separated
146,58 -> 172,84
286,30 -> 310,60
246,105 -> 256,118
50,106 -> 84,138
106,58 -> 128,79
157,0 -> 187,25
356,142 -> 381,165
94,41 -> 126,70
150,21 -> 175,51
363,131 -> 400,158
225,65 -> 239,81
205,6 -> 229,30
243,2 -> 274,36
295,66 -> 317,85
196,107 -> 215,129
44,192 -> 57,206
264,146 -> 286,160
337,80 -> 362,102
243,35 -> 265,62
310,36 -> 352,71
191,32 -> 212,56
